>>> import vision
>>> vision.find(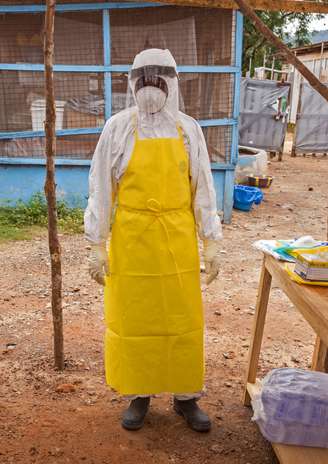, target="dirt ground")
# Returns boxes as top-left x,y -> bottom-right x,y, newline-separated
1,151 -> 328,464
